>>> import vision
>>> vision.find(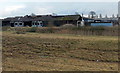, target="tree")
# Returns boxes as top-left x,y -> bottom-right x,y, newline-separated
81,13 -> 84,17
89,11 -> 96,18
105,14 -> 108,18
75,12 -> 80,15
31,13 -> 36,16
99,14 -> 102,18
88,14 -> 90,18
117,14 -> 119,18
112,14 -> 115,18
96,15 -> 98,18
52,13 -> 57,16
